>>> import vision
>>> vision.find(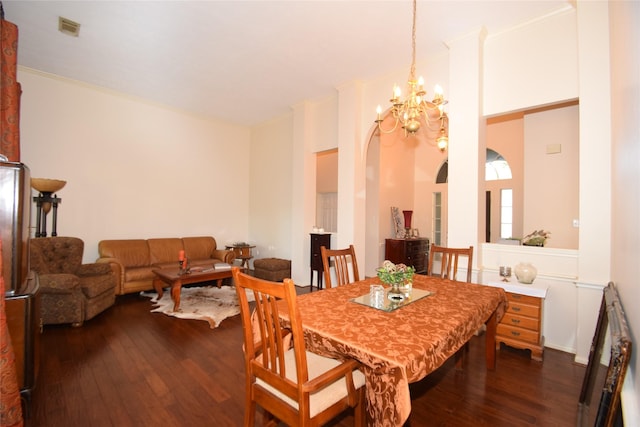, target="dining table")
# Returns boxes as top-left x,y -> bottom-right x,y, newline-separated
277,274 -> 508,427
